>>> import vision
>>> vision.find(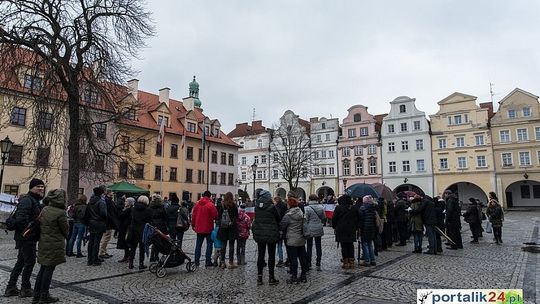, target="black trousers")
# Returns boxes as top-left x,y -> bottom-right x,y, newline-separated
340,242 -> 354,260
493,226 -> 502,242
87,232 -> 103,264
469,222 -> 481,241
34,265 -> 56,296
382,222 -> 392,248
286,245 -> 308,278
130,240 -> 145,264
7,241 -> 36,289
306,236 -> 322,267
221,239 -> 235,263
446,221 -> 463,248
256,242 -> 276,276
397,221 -> 408,245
